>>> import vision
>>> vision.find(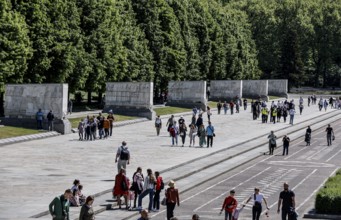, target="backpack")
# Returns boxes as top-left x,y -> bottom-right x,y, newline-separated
160,179 -> 165,190
120,146 -> 129,160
